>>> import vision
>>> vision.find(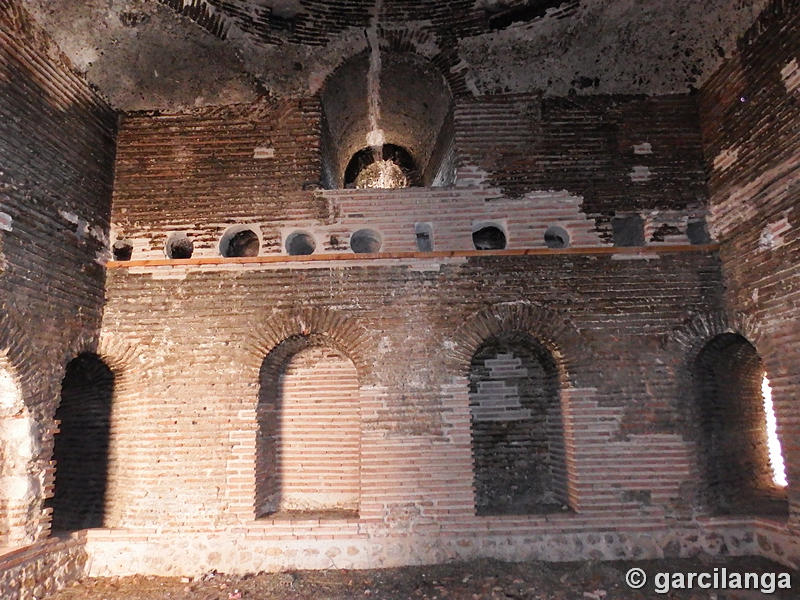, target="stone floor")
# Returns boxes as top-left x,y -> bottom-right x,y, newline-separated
48,556 -> 797,599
